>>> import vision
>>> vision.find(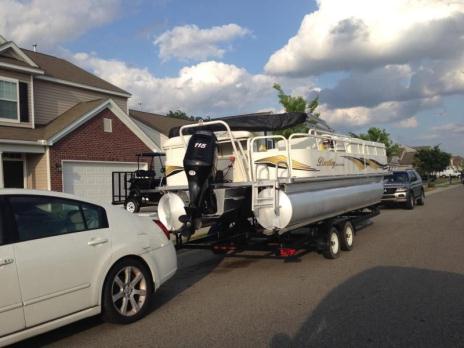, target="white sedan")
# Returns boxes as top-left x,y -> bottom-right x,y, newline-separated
0,189 -> 177,346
